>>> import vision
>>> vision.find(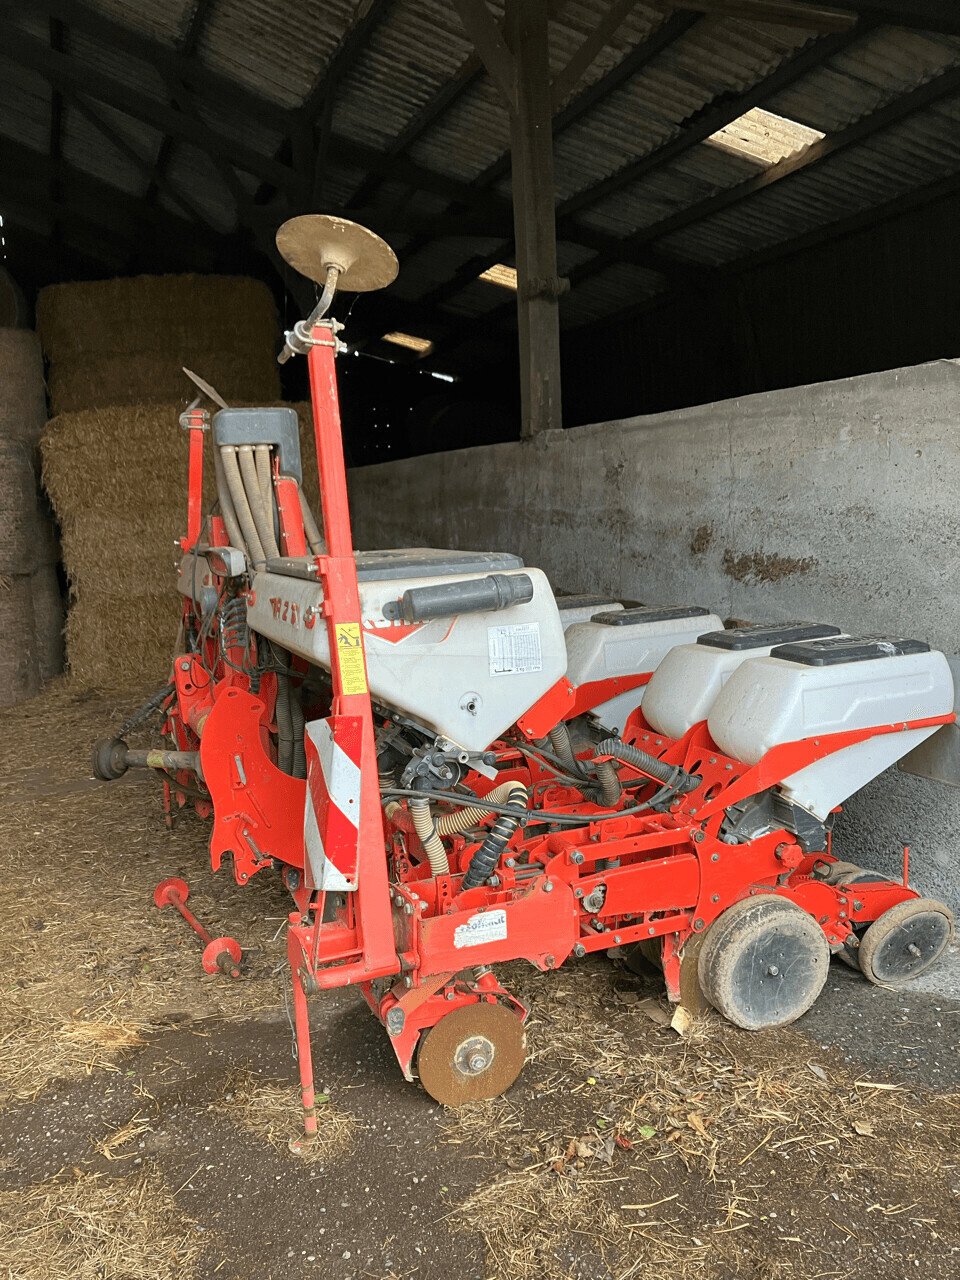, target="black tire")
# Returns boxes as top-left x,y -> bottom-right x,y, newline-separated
858,898 -> 954,988
698,895 -> 830,1030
